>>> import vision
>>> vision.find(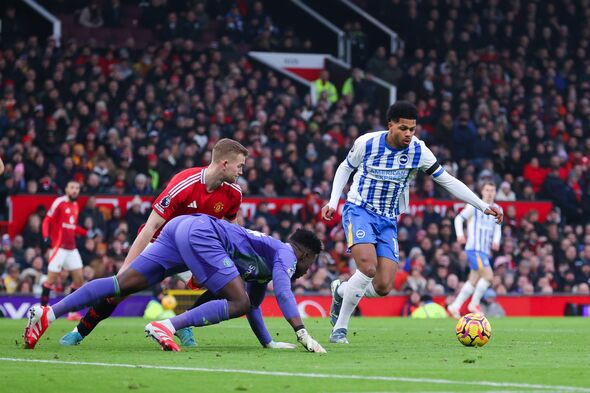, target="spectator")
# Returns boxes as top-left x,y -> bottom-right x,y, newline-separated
496,181 -> 516,201
314,70 -> 338,104
124,196 -> 147,242
1,6 -> 22,41
79,196 -> 106,236
3,264 -> 20,294
22,214 -> 43,249
103,0 -> 123,27
481,289 -> 506,317
410,294 -> 448,318
79,1 -> 104,28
